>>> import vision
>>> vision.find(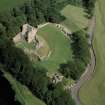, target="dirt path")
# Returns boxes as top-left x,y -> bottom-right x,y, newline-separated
70,17 -> 96,105
38,23 -> 49,29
